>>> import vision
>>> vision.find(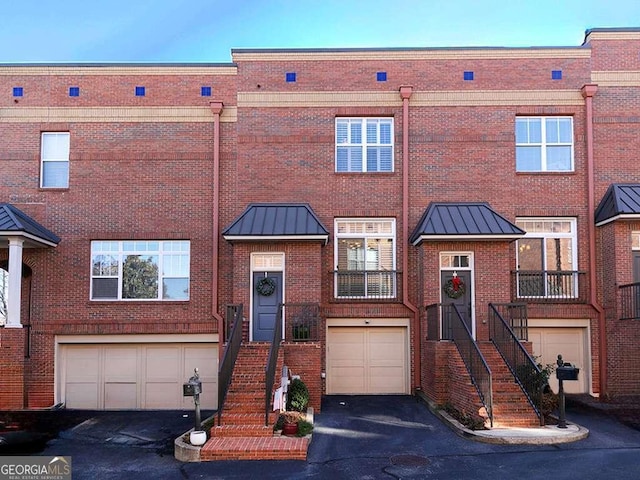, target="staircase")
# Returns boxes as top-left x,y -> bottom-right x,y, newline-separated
201,343 -> 309,461
478,342 -> 541,428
